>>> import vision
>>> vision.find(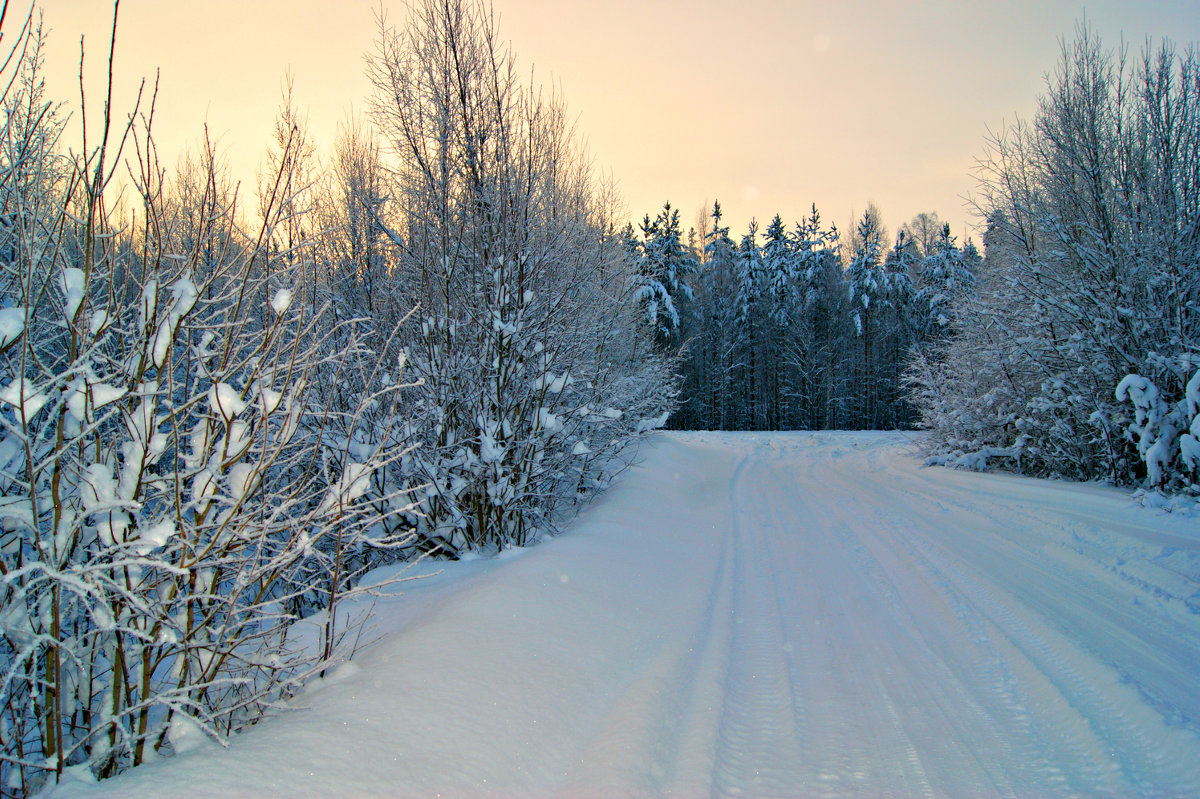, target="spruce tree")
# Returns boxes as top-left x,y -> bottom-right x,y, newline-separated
636,203 -> 698,348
